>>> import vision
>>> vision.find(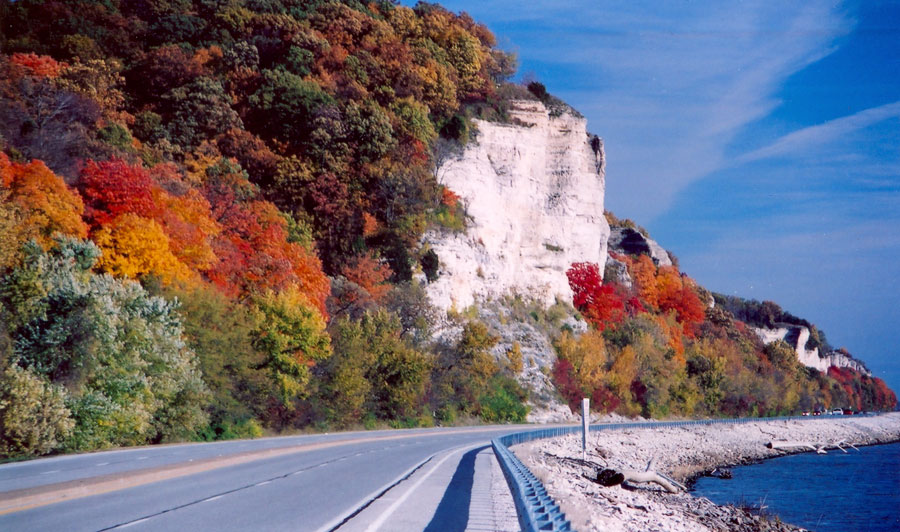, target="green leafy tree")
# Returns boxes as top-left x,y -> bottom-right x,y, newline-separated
479,375 -> 528,423
1,237 -> 209,452
248,69 -> 335,148
162,77 -> 243,149
159,282 -> 269,439
321,310 -> 430,426
251,285 -> 332,408
433,320 -> 513,420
